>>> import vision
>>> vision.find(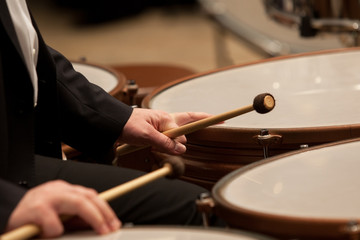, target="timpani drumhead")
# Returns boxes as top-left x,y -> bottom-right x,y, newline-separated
54,227 -> 275,240
146,49 -> 360,128
142,48 -> 360,189
212,138 -> 360,239
72,62 -> 125,99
